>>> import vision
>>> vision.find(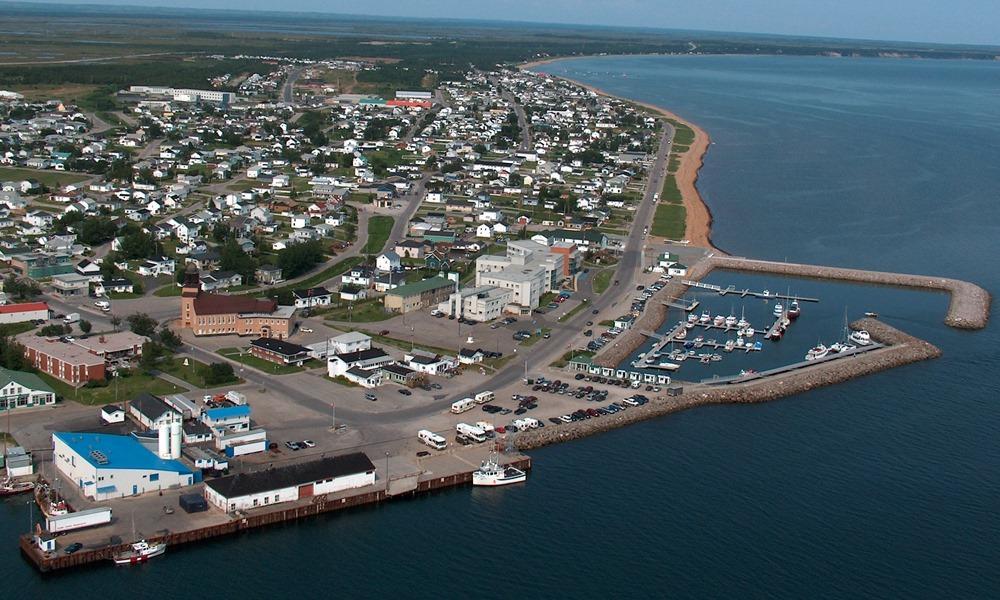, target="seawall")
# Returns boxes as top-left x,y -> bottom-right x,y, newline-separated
521,320 -> 939,450
594,255 -> 989,369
